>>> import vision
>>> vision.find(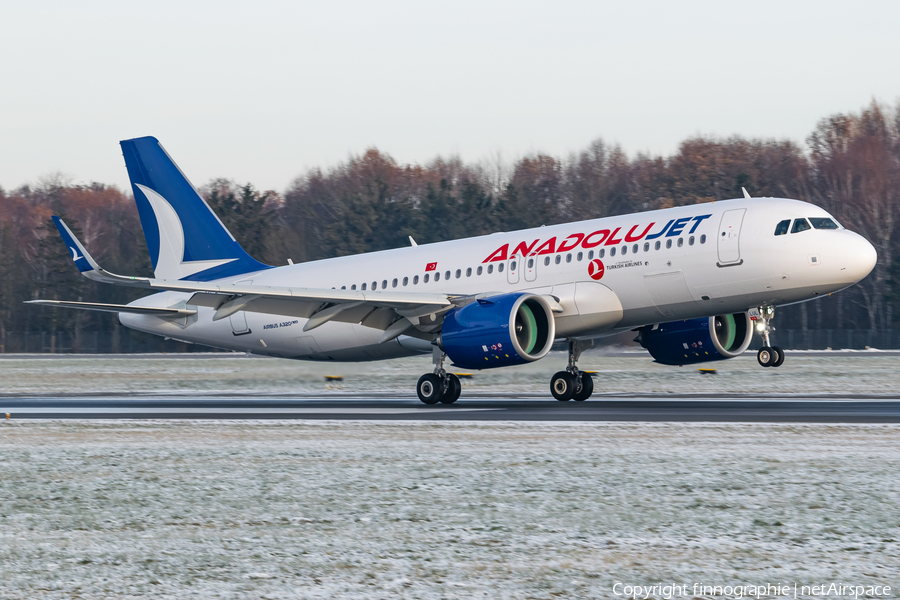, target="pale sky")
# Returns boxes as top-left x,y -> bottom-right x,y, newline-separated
1,0 -> 898,194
